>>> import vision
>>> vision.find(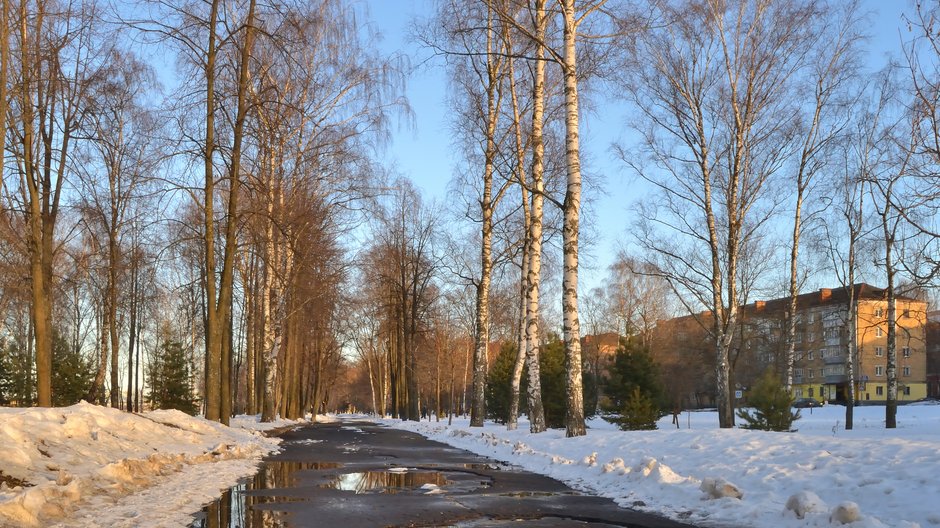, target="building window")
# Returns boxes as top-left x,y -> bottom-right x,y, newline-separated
903,309 -> 910,318
795,388 -> 803,398
794,368 -> 803,378
903,366 -> 911,377
903,347 -> 911,358
875,308 -> 884,318
796,333 -> 803,343
876,347 -> 884,357
876,366 -> 884,376
808,350 -> 814,360
820,349 -> 827,359
904,386 -> 911,396
876,327 -> 883,337
808,369 -> 814,379
808,388 -> 814,397
876,386 -> 884,396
